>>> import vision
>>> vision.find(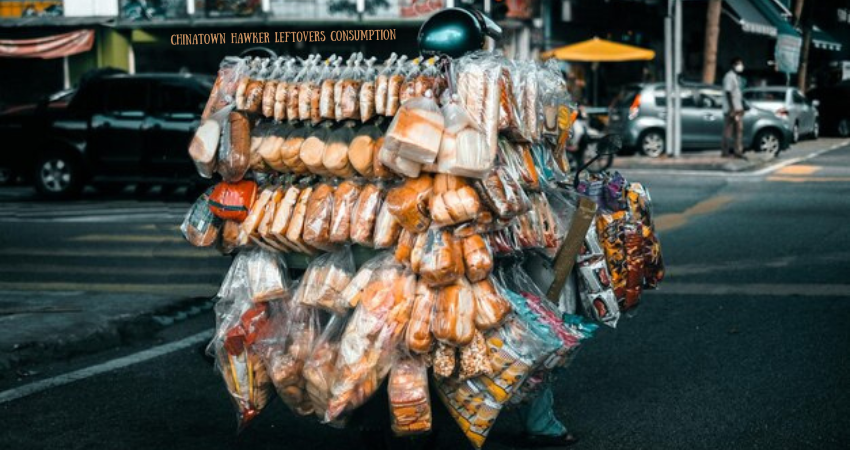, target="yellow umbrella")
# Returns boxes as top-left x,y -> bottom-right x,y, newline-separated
542,37 -> 655,62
